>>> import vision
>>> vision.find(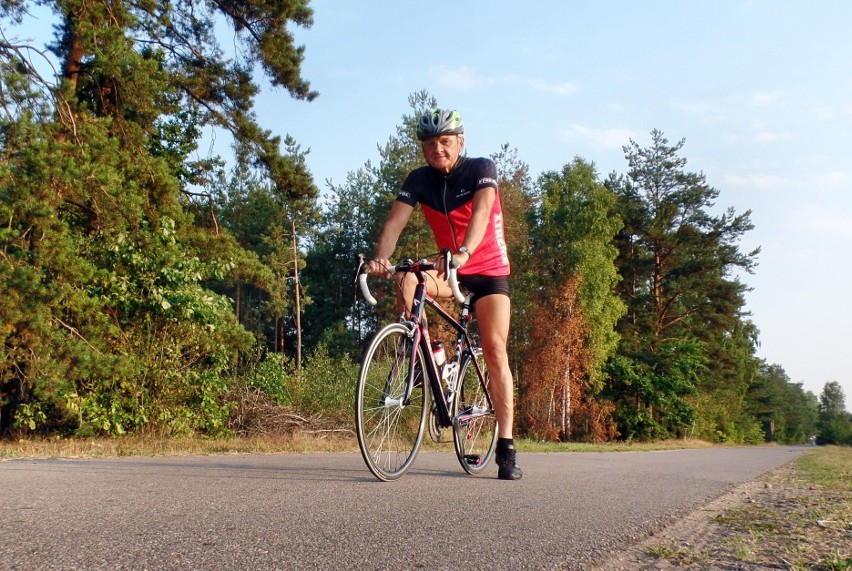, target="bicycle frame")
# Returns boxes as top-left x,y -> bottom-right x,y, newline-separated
392,261 -> 491,430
